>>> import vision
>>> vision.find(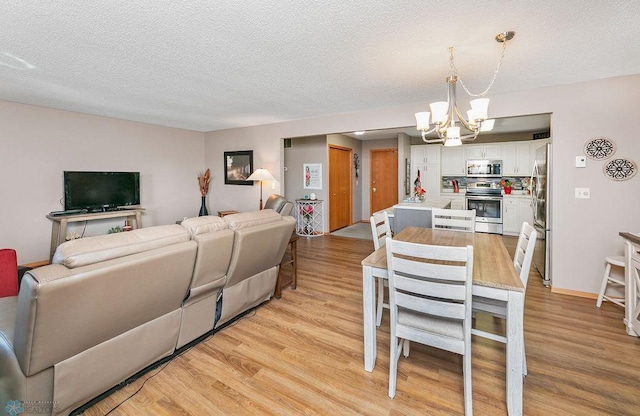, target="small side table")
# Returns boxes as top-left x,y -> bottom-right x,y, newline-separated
275,232 -> 298,299
218,210 -> 238,218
